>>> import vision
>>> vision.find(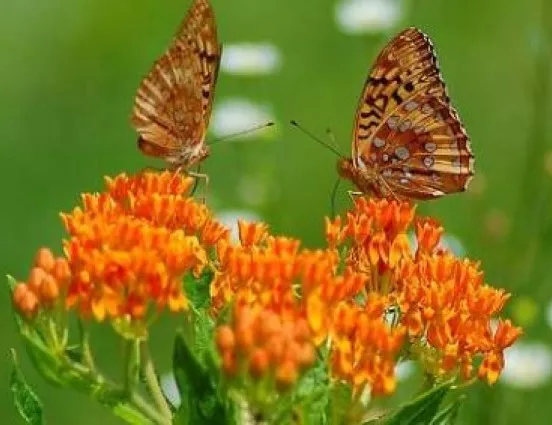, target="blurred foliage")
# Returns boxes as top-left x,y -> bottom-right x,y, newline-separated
1,0 -> 551,424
